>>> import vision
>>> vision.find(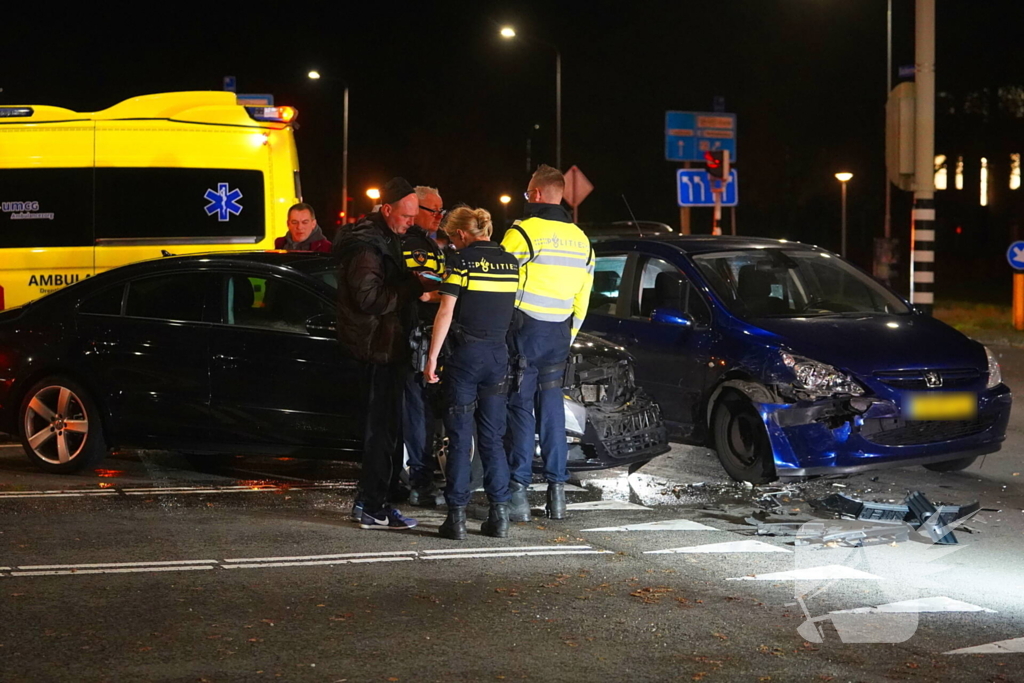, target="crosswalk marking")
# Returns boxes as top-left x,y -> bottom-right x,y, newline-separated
565,500 -> 652,511
833,597 -> 996,614
584,518 -> 717,532
646,540 -> 791,554
945,637 -> 1024,654
728,565 -> 884,581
